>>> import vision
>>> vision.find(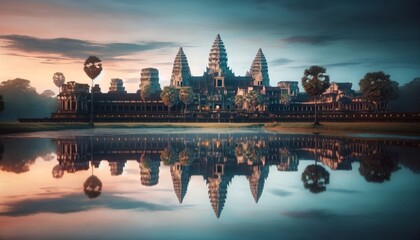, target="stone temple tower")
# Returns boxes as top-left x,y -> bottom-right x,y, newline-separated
207,34 -> 233,77
250,48 -> 270,86
139,68 -> 161,94
170,47 -> 191,88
